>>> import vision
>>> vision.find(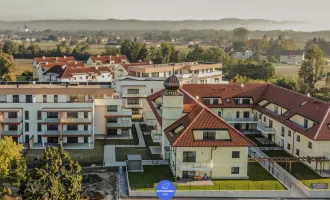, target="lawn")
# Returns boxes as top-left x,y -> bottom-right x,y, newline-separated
262,150 -> 330,188
13,59 -> 33,78
128,163 -> 286,191
116,146 -> 161,161
104,125 -> 139,145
